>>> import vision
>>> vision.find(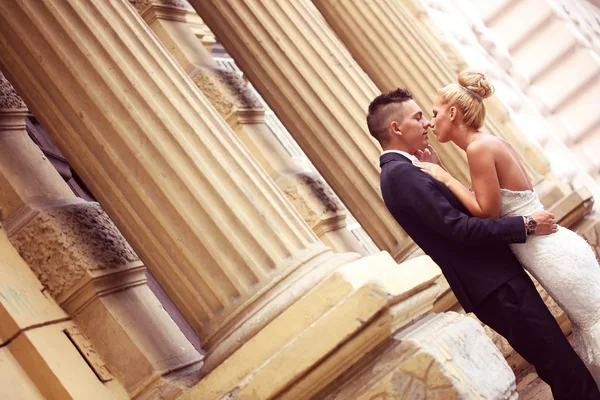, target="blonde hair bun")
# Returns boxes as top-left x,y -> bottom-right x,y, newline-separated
457,69 -> 494,100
